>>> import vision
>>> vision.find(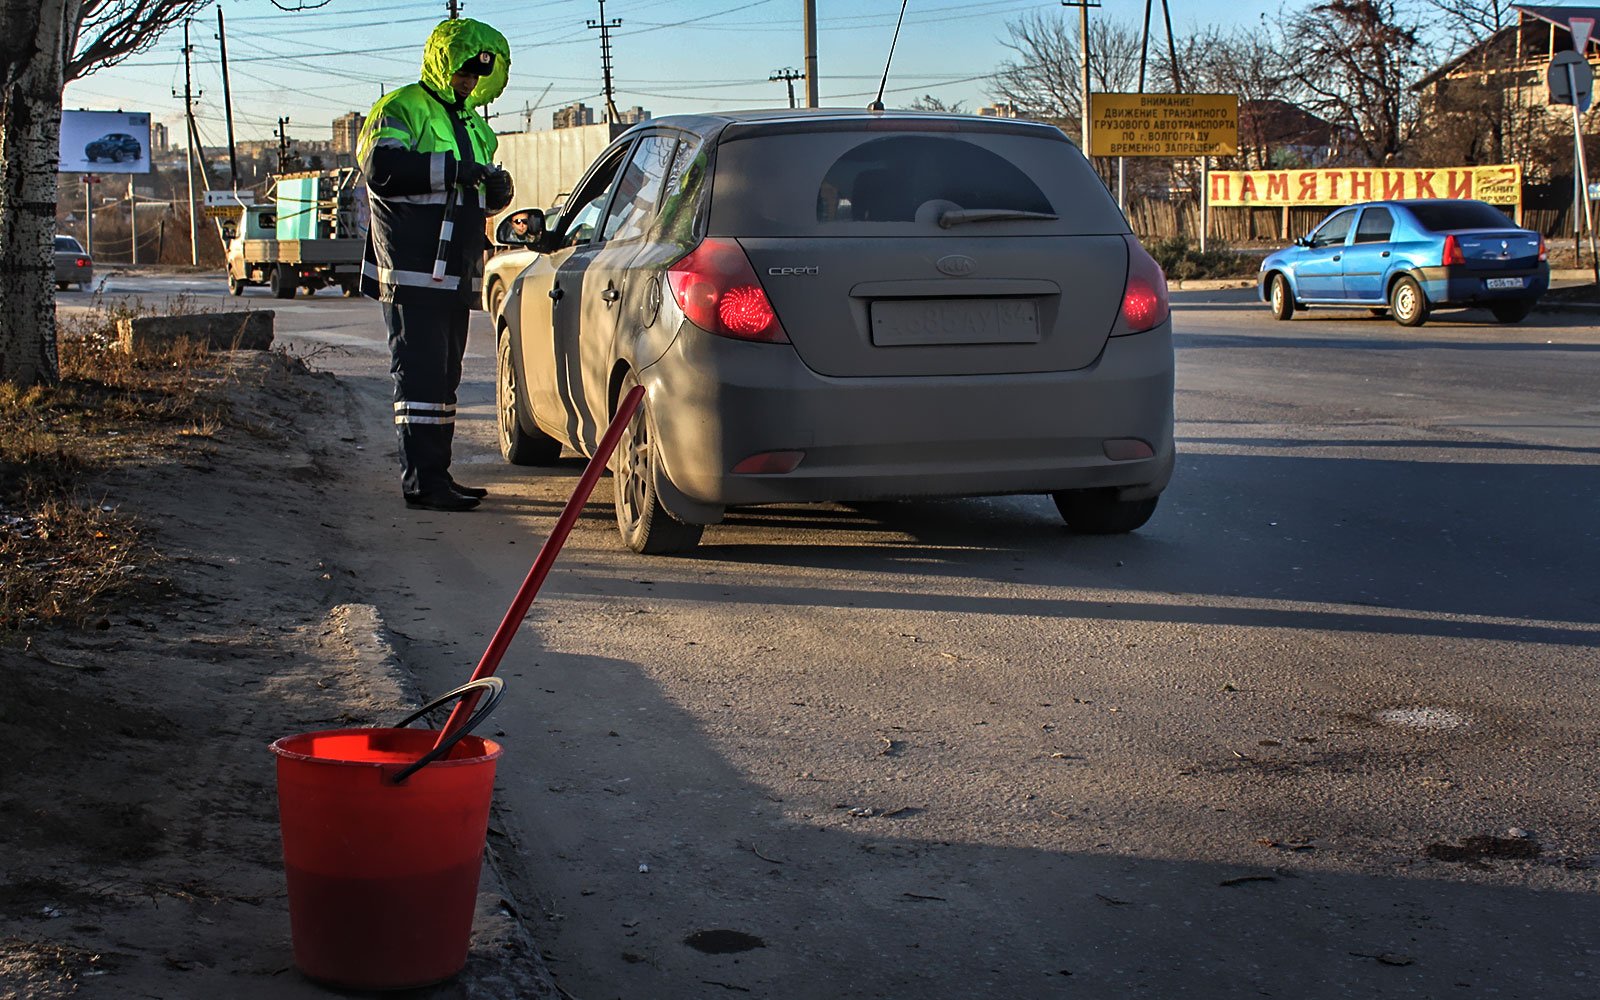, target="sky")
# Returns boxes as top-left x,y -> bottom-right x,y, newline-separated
61,0 -> 1284,147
